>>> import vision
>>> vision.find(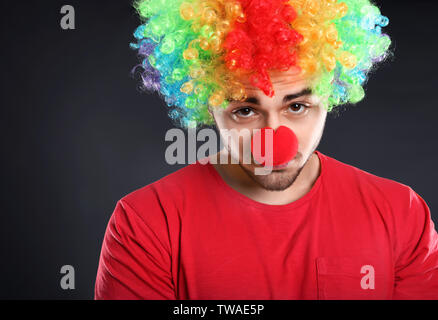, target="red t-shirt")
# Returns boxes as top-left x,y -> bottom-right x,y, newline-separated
94,151 -> 438,299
